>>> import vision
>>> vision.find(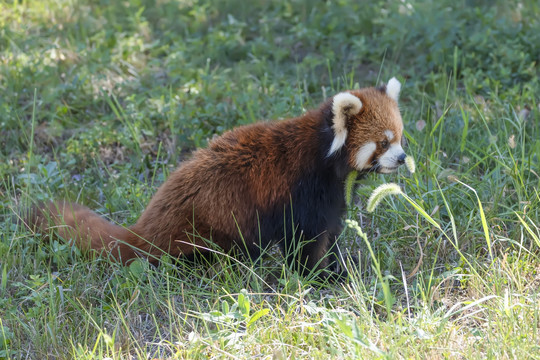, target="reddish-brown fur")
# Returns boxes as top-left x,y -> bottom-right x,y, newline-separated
346,88 -> 404,166
29,84 -> 406,275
